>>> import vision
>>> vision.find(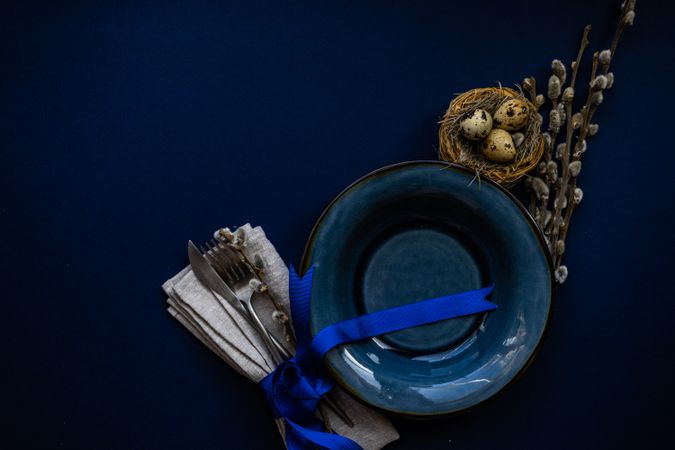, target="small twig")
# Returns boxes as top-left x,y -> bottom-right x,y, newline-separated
570,25 -> 592,89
